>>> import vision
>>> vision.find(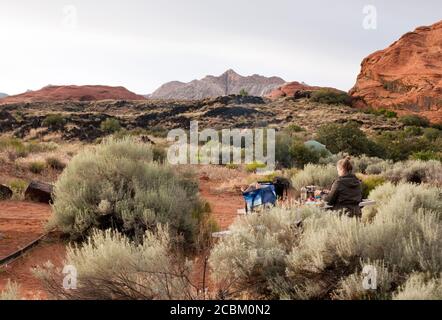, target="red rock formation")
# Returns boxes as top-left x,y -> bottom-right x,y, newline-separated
0,85 -> 145,104
350,20 -> 442,124
266,81 -> 322,99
